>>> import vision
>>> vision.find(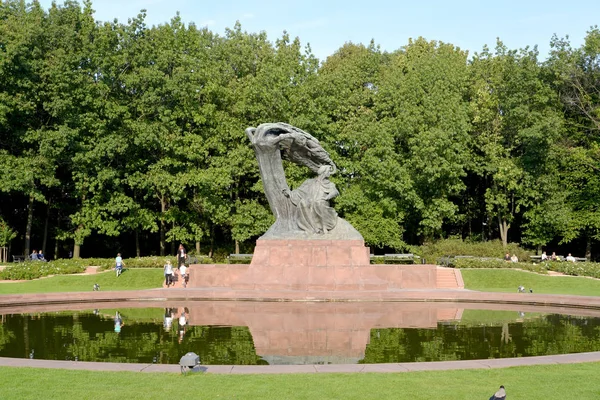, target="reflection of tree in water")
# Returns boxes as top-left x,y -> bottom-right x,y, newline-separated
0,311 -> 263,365
361,315 -> 600,364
